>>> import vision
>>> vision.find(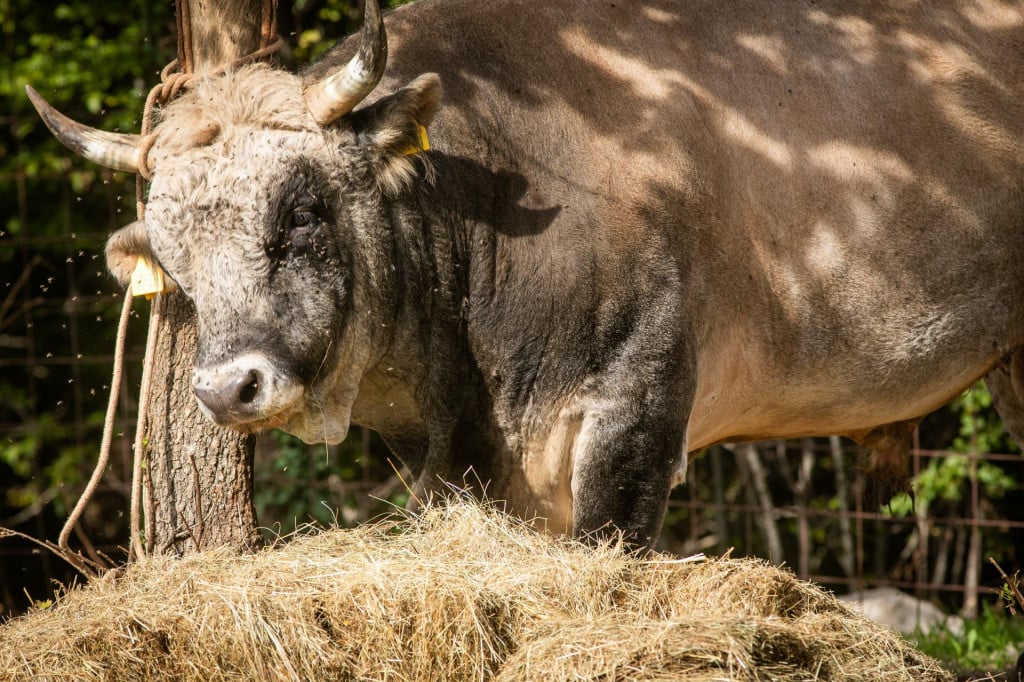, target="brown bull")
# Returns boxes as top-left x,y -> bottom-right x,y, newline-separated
30,0 -> 1024,547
